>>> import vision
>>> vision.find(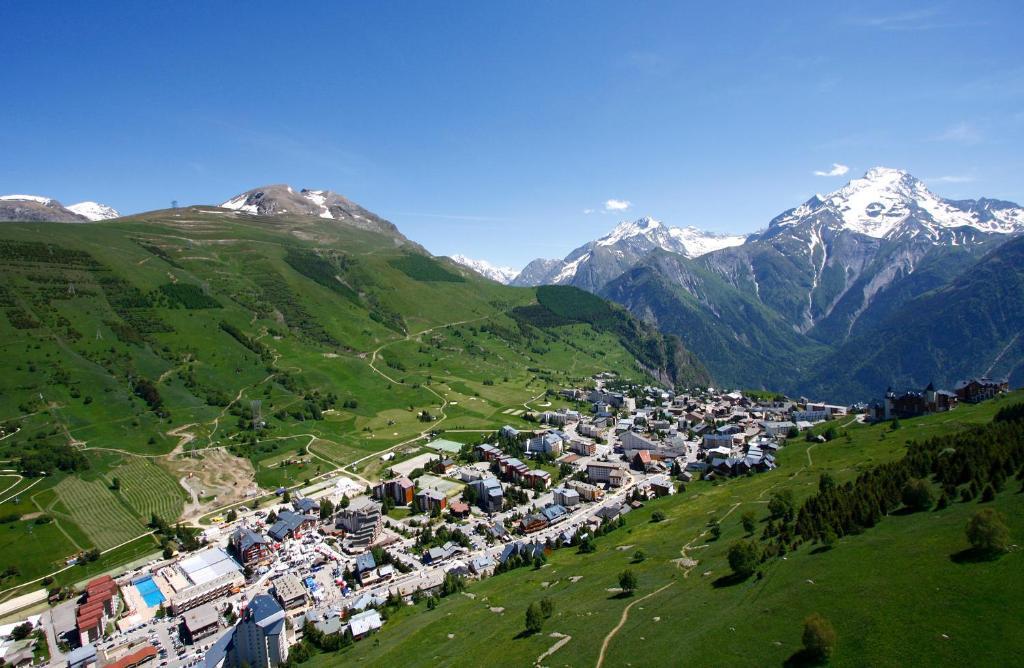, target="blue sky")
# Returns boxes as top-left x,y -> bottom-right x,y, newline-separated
2,2 -> 1022,268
